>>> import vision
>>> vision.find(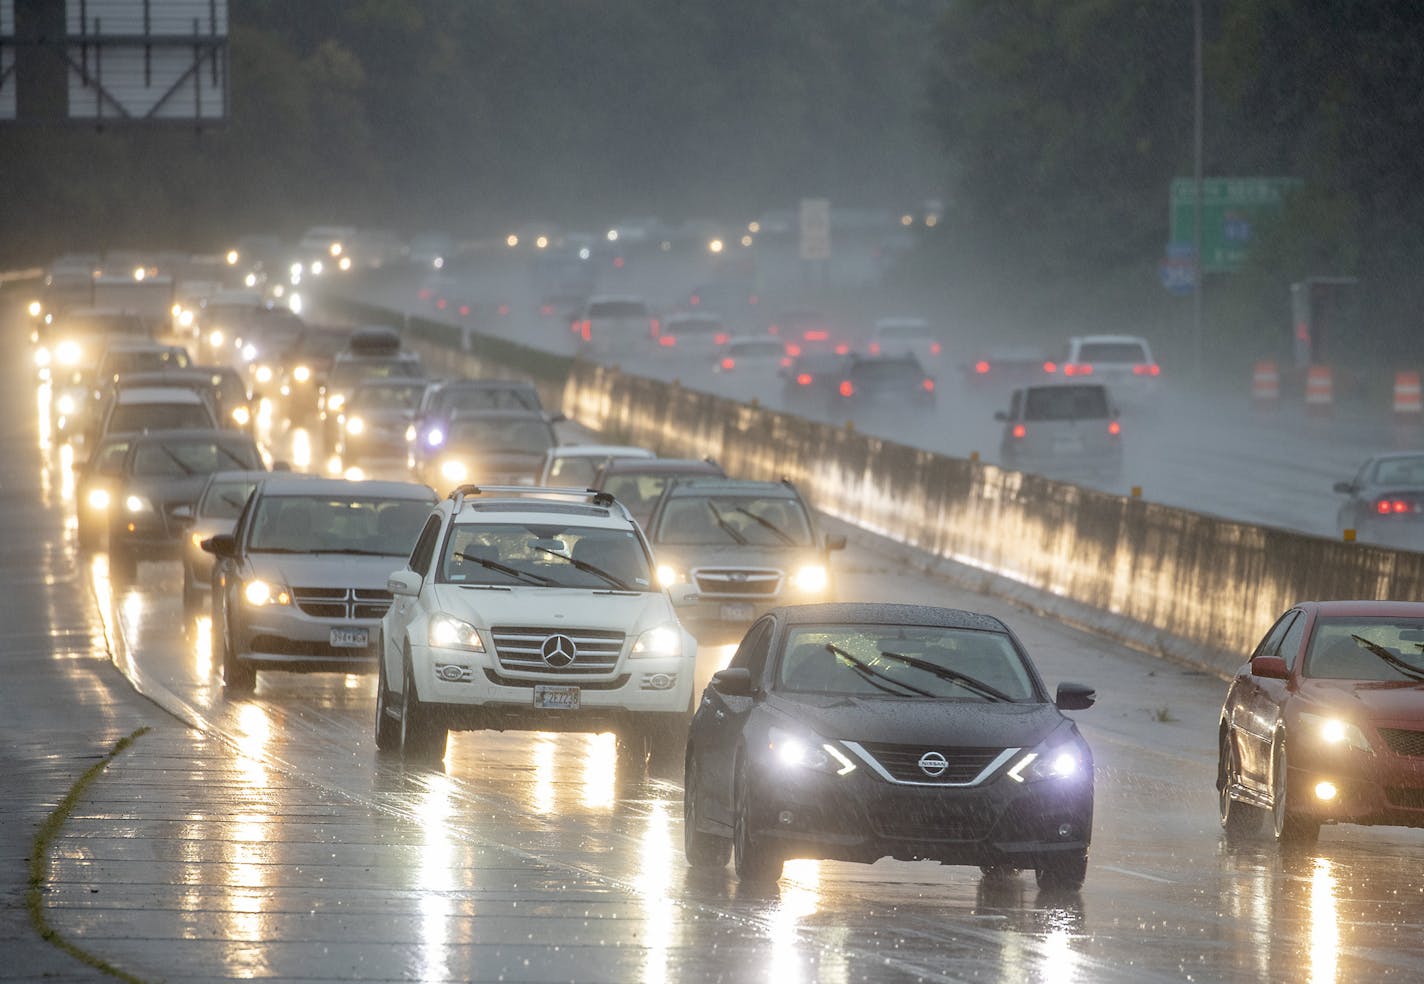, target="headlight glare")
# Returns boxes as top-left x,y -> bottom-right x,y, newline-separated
631,624 -> 682,658
768,726 -> 855,775
55,340 -> 82,365
791,564 -> 829,593
87,488 -> 111,510
440,459 -> 468,483
293,365 -> 312,383
656,564 -> 681,587
345,416 -> 365,435
1008,737 -> 1090,783
429,613 -> 485,651
231,405 -> 251,426
125,494 -> 153,514
1301,712 -> 1372,752
243,579 -> 290,606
